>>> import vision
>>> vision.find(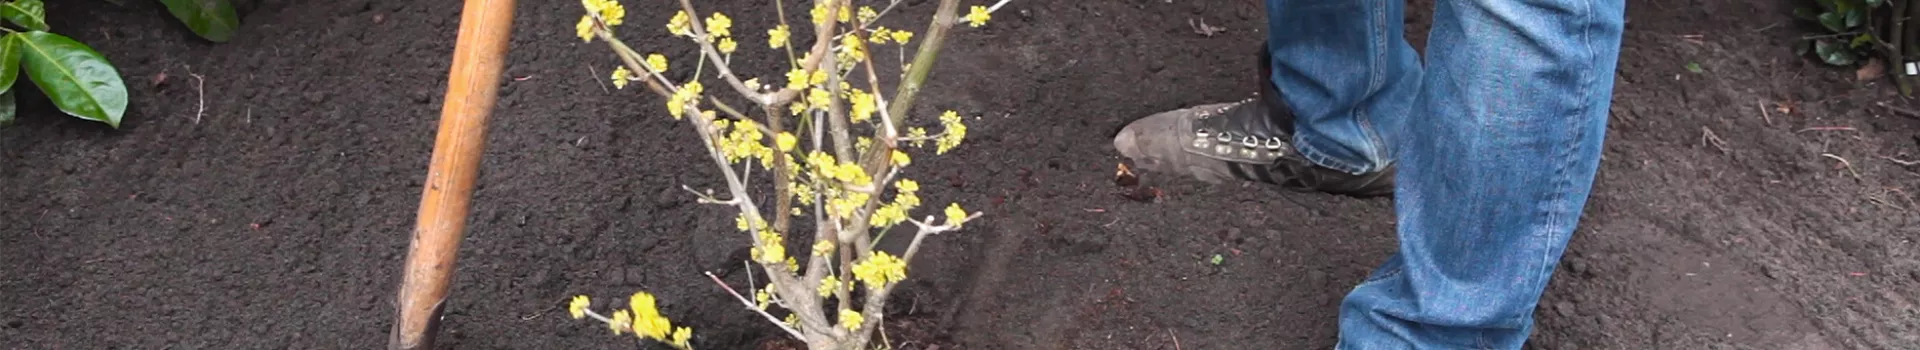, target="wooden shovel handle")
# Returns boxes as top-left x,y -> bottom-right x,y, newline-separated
388,1 -> 515,349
